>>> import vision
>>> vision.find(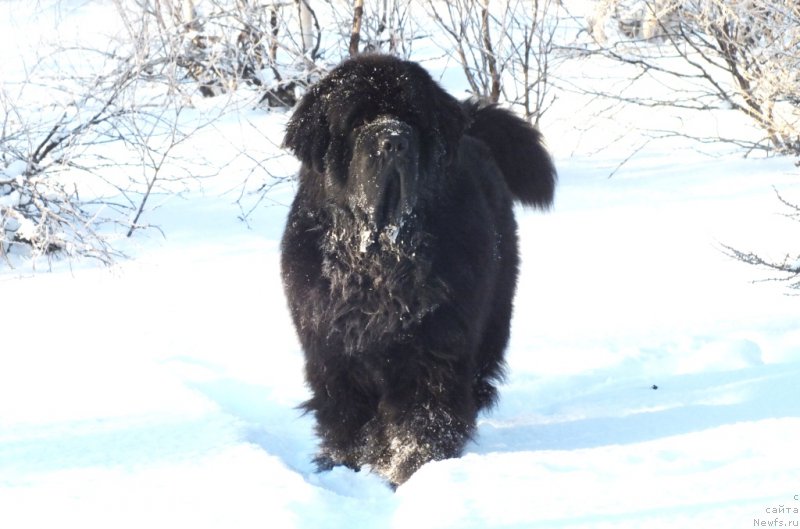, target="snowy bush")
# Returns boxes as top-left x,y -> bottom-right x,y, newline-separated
0,27 -> 221,265
111,0 -> 326,105
583,0 -> 800,156
0,159 -> 113,265
426,0 -> 562,124
109,0 -> 436,105
0,63 -> 141,264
